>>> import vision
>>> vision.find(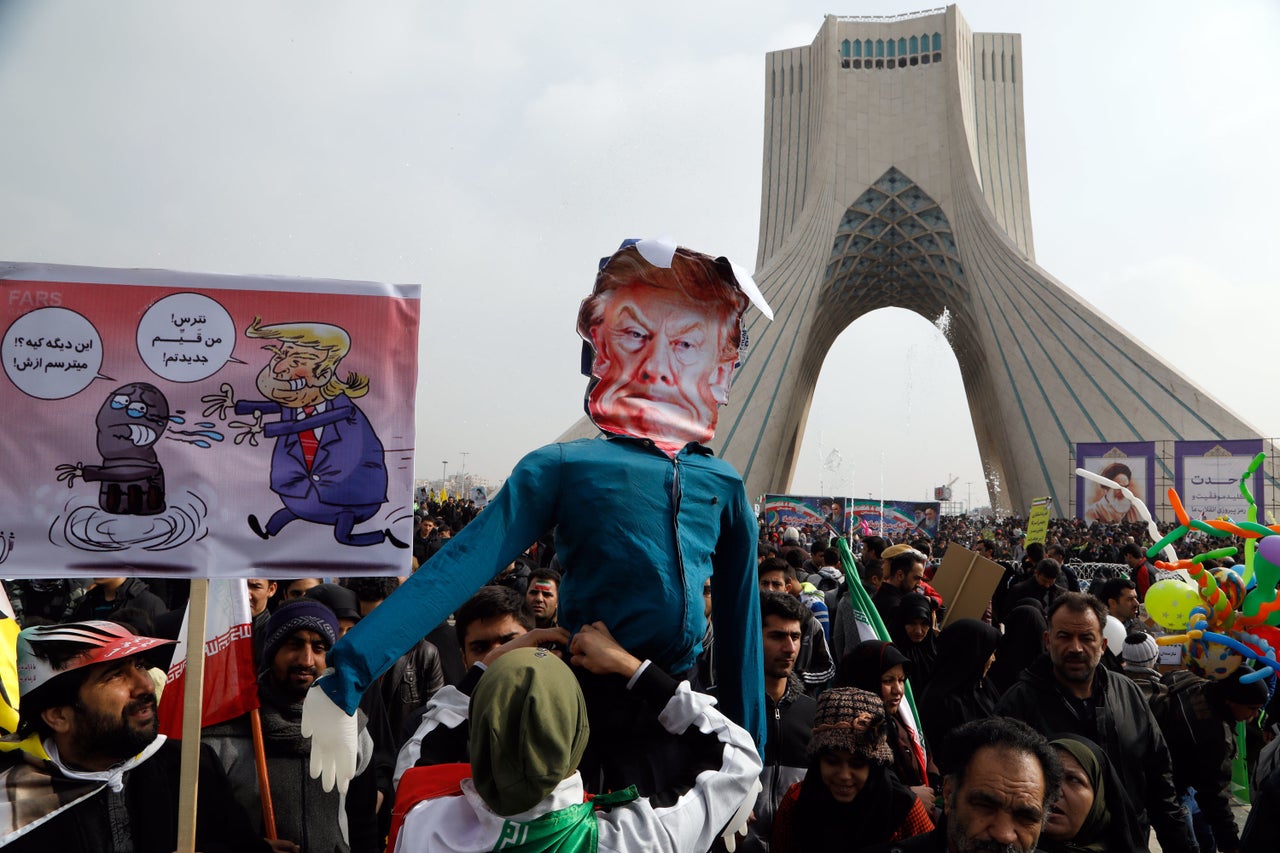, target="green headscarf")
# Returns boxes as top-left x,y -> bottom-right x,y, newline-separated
470,647 -> 591,817
1049,738 -> 1111,853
